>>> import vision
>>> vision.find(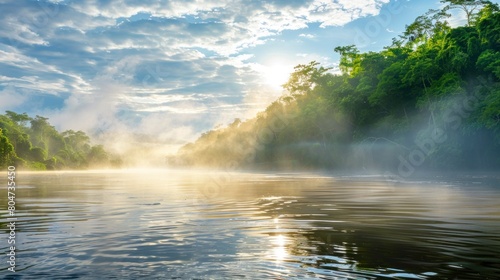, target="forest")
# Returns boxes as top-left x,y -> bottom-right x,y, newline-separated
0,111 -> 120,170
172,1 -> 500,176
